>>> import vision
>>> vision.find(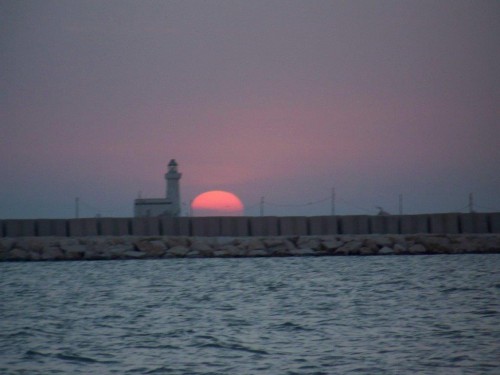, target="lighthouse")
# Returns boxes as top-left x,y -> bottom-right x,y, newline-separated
134,159 -> 182,217
165,159 -> 181,216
